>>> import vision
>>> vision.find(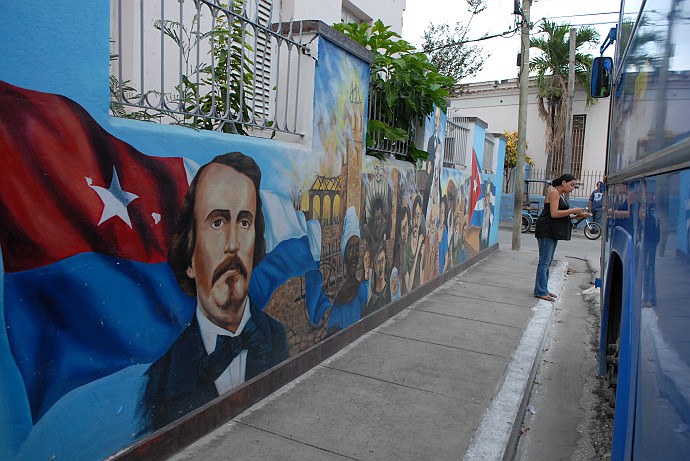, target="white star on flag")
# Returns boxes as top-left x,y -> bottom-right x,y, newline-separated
86,167 -> 139,228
